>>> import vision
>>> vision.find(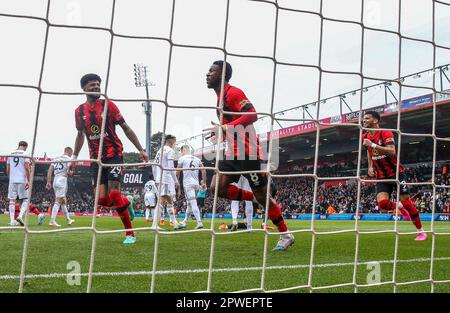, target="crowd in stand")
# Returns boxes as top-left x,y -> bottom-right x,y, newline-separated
1,163 -> 449,216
